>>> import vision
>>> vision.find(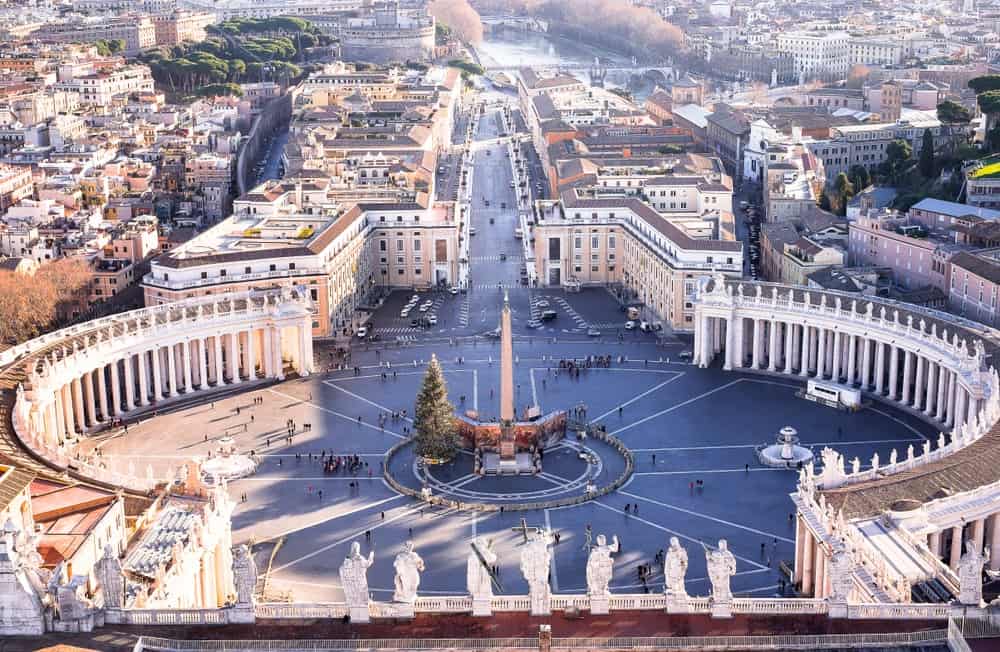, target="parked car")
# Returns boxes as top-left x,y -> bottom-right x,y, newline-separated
624,320 -> 637,330
526,319 -> 542,329
534,300 -> 550,308
427,314 -> 438,325
357,327 -> 368,338
540,310 -> 558,321
587,327 -> 601,337
449,286 -> 460,295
